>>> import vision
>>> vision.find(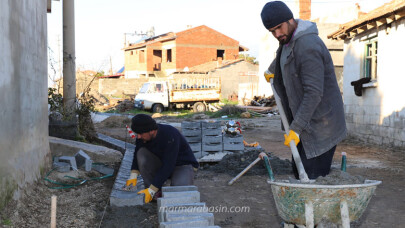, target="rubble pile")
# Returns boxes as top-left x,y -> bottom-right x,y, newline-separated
250,95 -> 276,107
204,148 -> 293,176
